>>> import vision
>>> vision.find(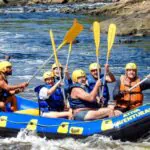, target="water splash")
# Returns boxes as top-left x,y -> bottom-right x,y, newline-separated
0,130 -> 149,150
